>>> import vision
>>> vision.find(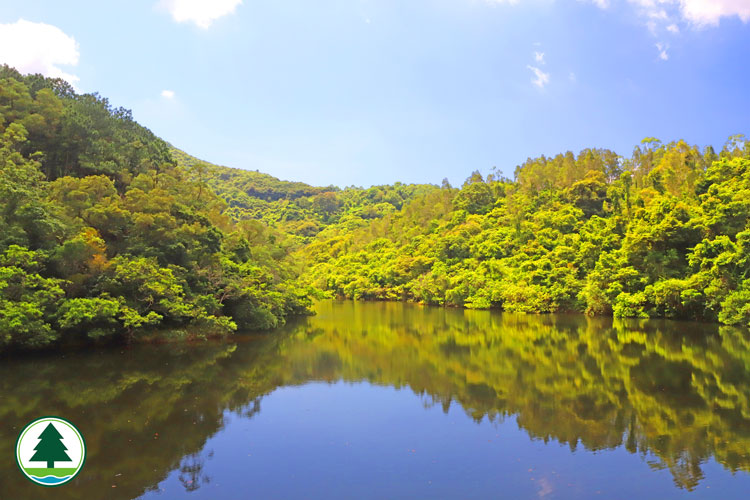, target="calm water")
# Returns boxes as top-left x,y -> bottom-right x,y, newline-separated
3,301 -> 750,499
